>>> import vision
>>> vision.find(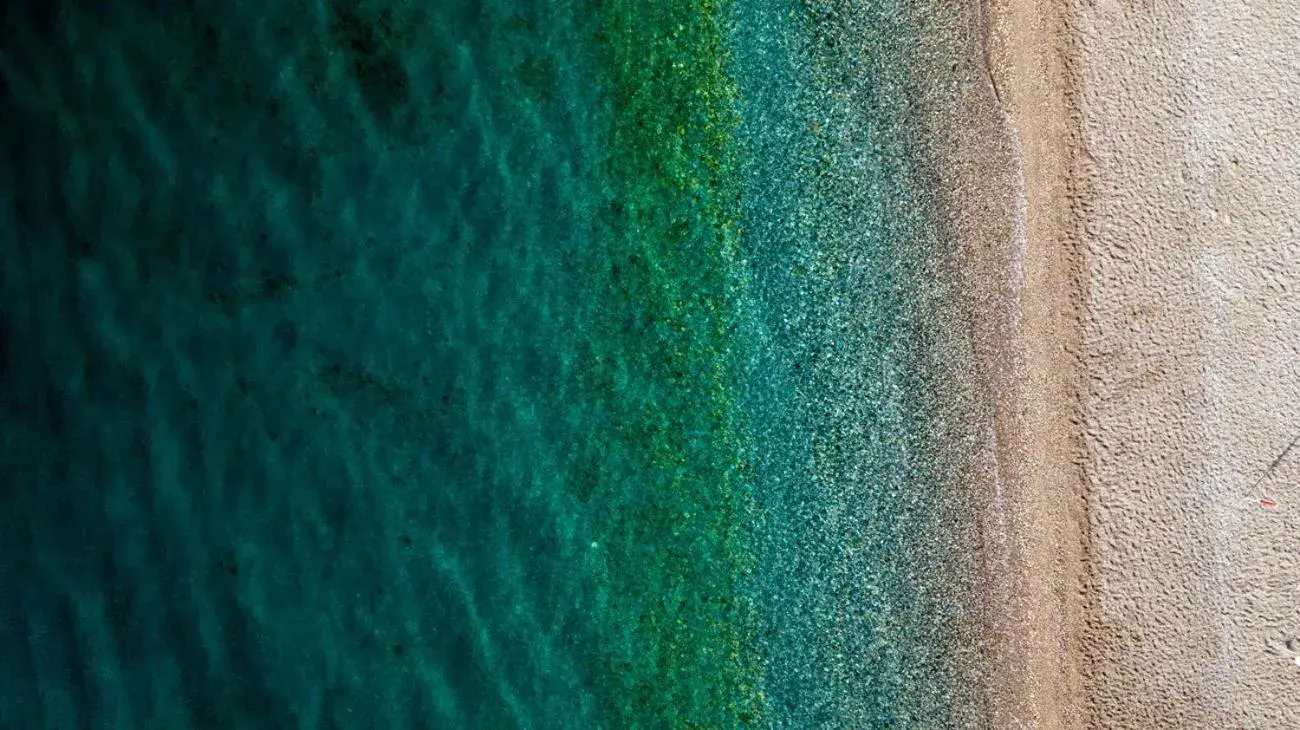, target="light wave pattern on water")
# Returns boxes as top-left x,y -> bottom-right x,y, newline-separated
0,1 -> 989,727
